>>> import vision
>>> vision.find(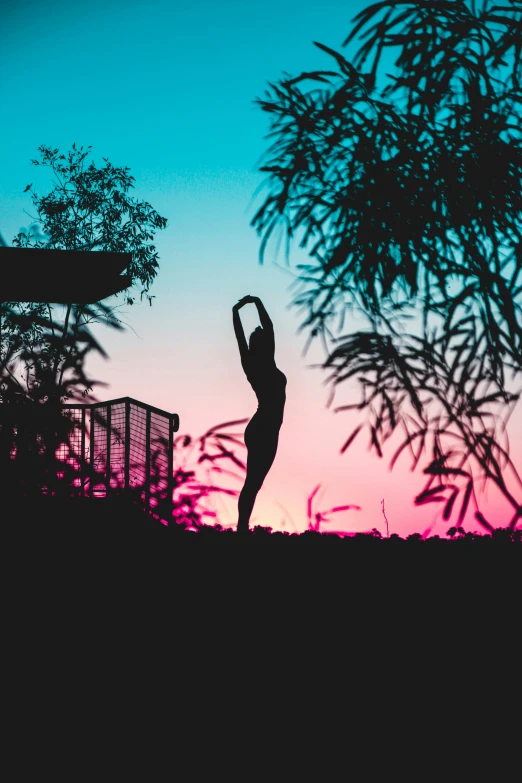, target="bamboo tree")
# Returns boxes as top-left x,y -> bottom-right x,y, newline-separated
253,0 -> 522,530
